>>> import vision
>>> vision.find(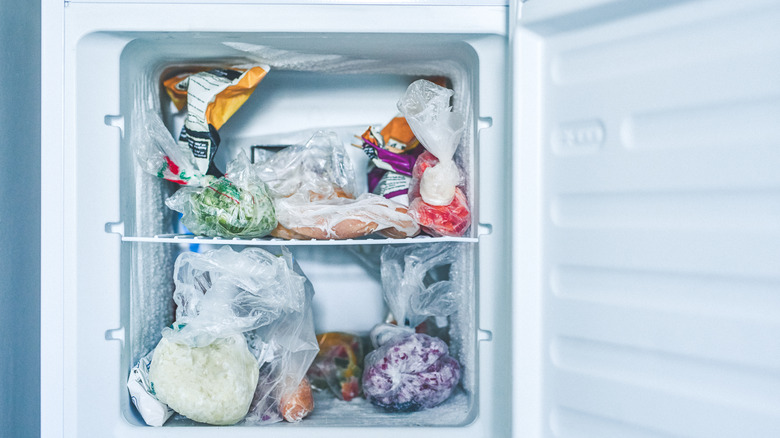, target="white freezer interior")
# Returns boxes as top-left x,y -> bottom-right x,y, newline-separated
58,3 -> 511,437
